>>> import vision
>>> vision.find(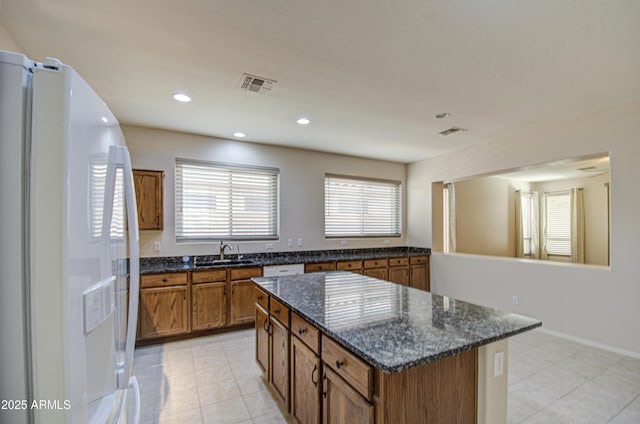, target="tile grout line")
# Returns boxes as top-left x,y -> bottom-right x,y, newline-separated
605,393 -> 640,423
